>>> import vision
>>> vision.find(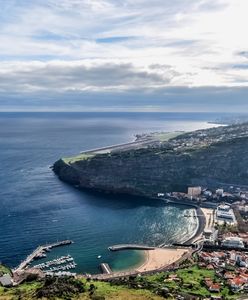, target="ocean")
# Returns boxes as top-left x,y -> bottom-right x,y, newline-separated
0,112 -> 221,274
